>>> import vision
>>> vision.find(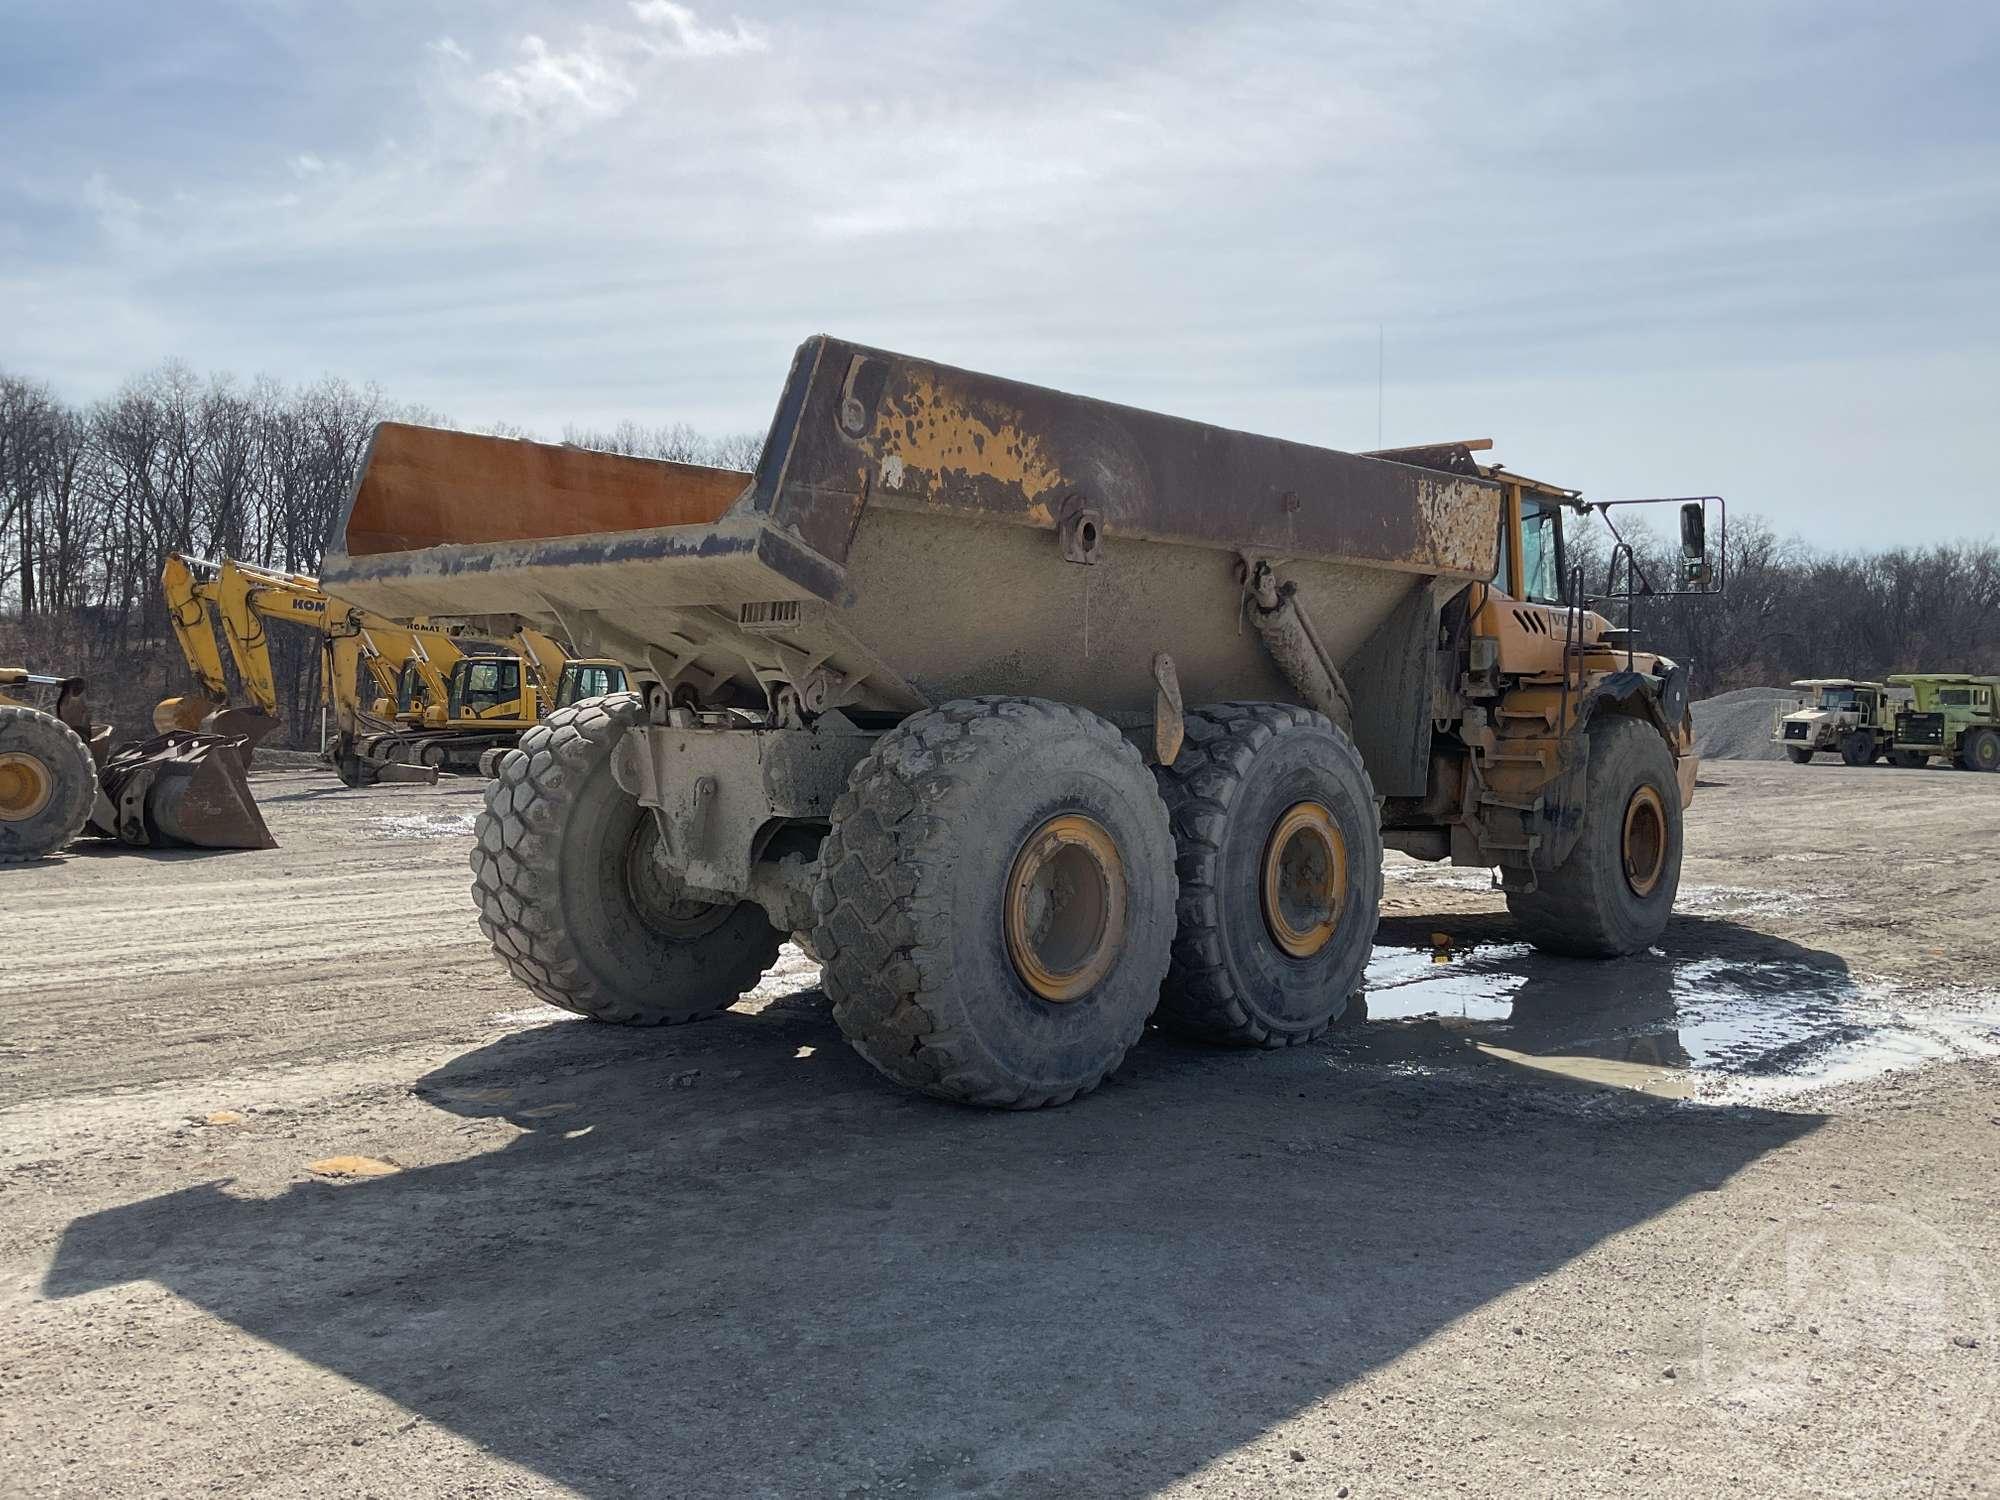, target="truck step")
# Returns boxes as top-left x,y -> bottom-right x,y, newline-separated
1478,792 -> 1544,814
